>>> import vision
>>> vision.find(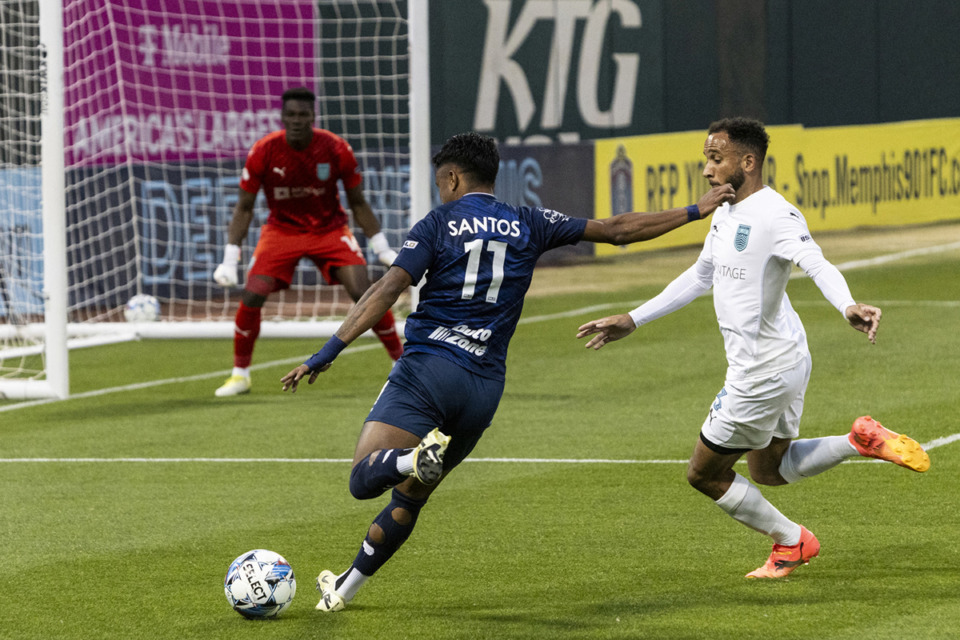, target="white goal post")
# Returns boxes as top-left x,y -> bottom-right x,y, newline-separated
0,0 -> 431,400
